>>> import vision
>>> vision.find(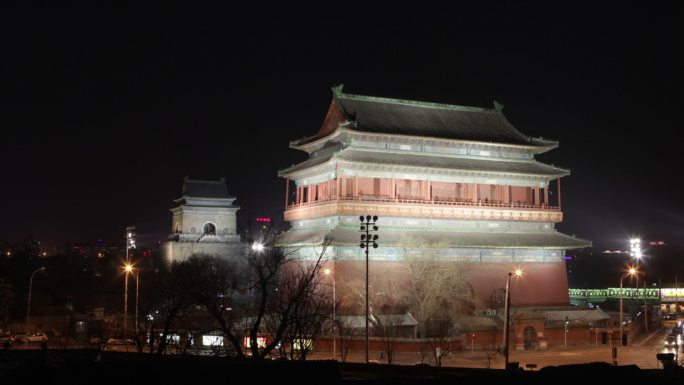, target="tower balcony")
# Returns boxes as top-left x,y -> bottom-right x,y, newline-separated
284,195 -> 562,222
